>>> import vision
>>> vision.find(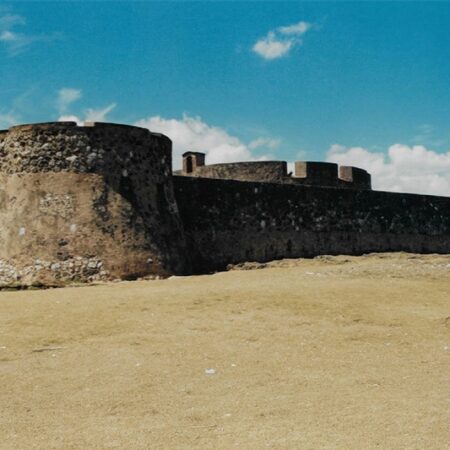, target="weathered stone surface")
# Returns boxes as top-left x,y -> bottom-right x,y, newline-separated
173,176 -> 450,273
176,153 -> 371,189
0,122 -> 190,286
1,121 -> 449,286
179,160 -> 288,182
